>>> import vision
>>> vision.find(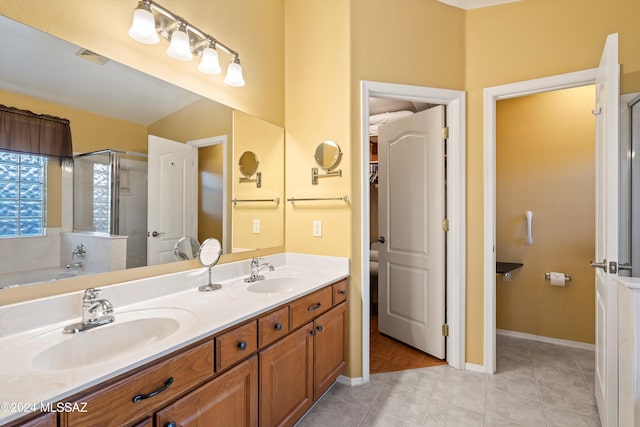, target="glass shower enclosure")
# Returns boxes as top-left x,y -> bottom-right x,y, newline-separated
73,149 -> 148,268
